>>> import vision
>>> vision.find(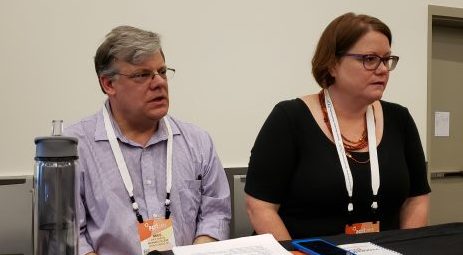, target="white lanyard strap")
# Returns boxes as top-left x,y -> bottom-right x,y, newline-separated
366,106 -> 380,209
103,105 -> 134,196
324,90 -> 354,211
102,104 -> 174,221
164,117 -> 173,218
324,89 -> 380,212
